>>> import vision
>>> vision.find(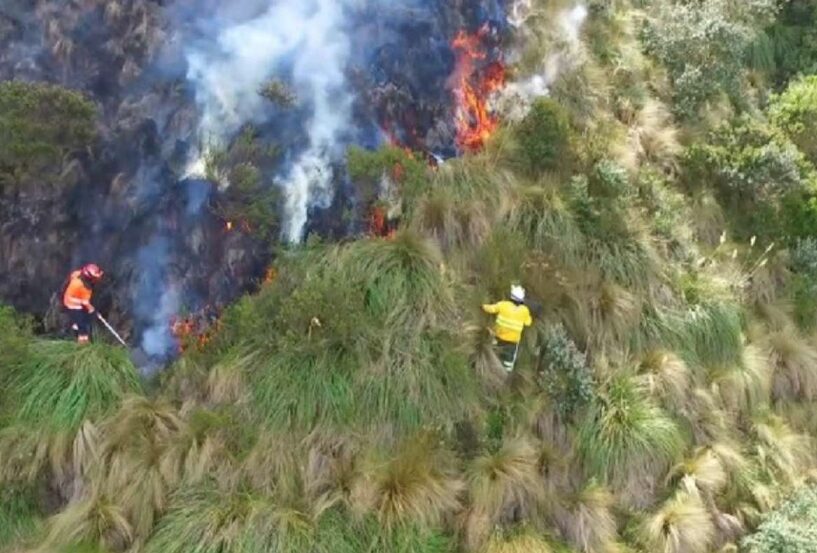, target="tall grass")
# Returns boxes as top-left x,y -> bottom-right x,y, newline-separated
576,375 -> 684,488
12,342 -> 141,432
0,486 -> 42,549
352,432 -> 463,528
637,491 -> 714,553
